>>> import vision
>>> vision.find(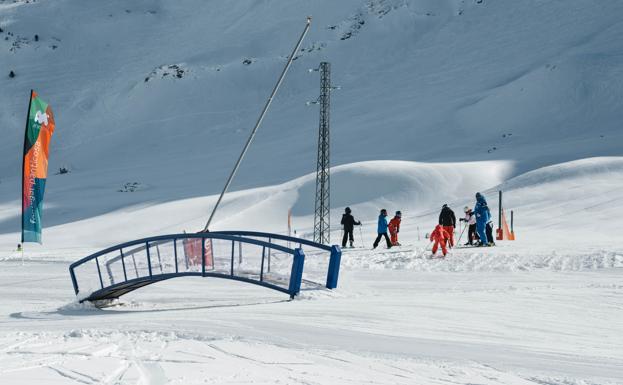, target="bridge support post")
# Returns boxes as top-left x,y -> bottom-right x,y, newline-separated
70,268 -> 79,295
326,245 -> 342,289
146,242 -> 153,277
120,249 -> 127,281
288,248 -> 305,298
96,257 -> 104,289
